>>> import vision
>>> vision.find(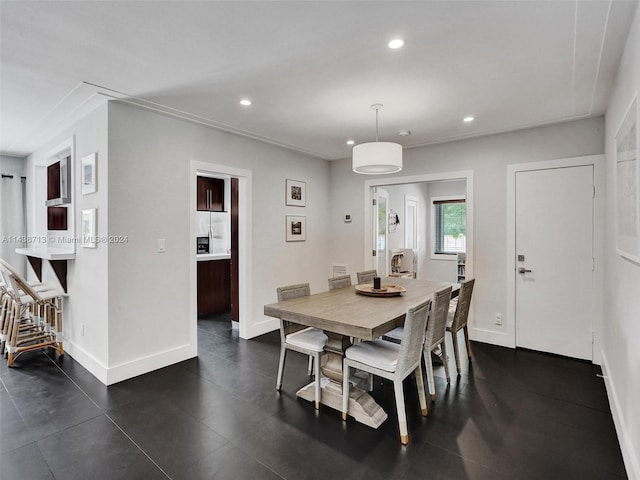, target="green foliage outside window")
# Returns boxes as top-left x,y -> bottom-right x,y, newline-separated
442,203 -> 466,238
